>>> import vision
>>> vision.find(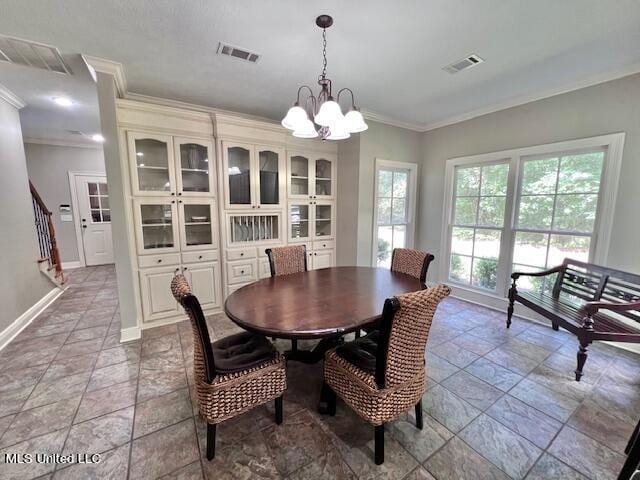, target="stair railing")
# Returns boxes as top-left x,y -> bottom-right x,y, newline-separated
29,180 -> 64,283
